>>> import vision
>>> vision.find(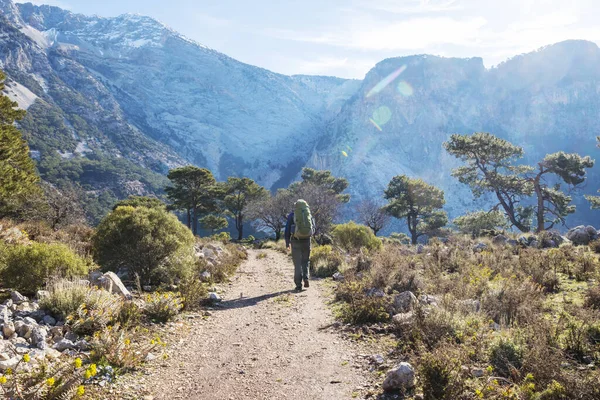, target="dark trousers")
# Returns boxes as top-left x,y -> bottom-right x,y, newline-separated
291,239 -> 311,287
